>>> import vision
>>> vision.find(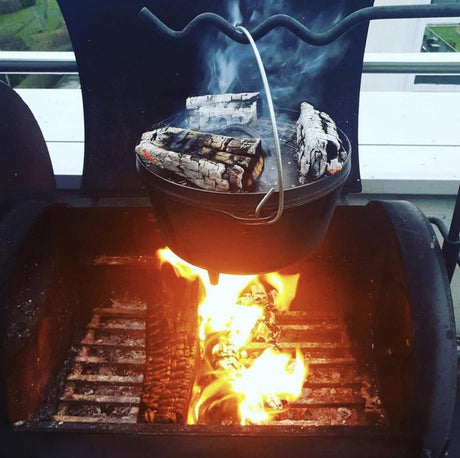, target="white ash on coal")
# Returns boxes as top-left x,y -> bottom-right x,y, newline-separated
186,92 -> 259,132
295,101 -> 347,183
